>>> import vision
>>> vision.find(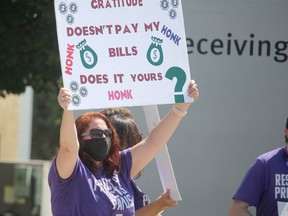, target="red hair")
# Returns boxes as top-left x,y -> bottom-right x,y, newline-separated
75,112 -> 121,175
